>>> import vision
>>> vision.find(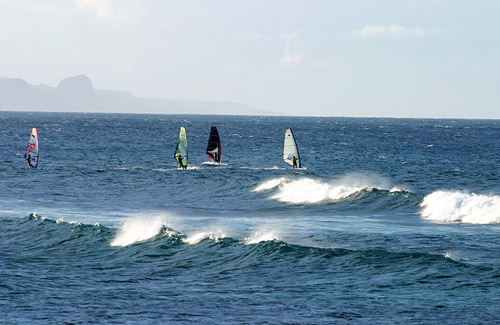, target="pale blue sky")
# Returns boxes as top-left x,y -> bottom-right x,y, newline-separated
1,0 -> 499,118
